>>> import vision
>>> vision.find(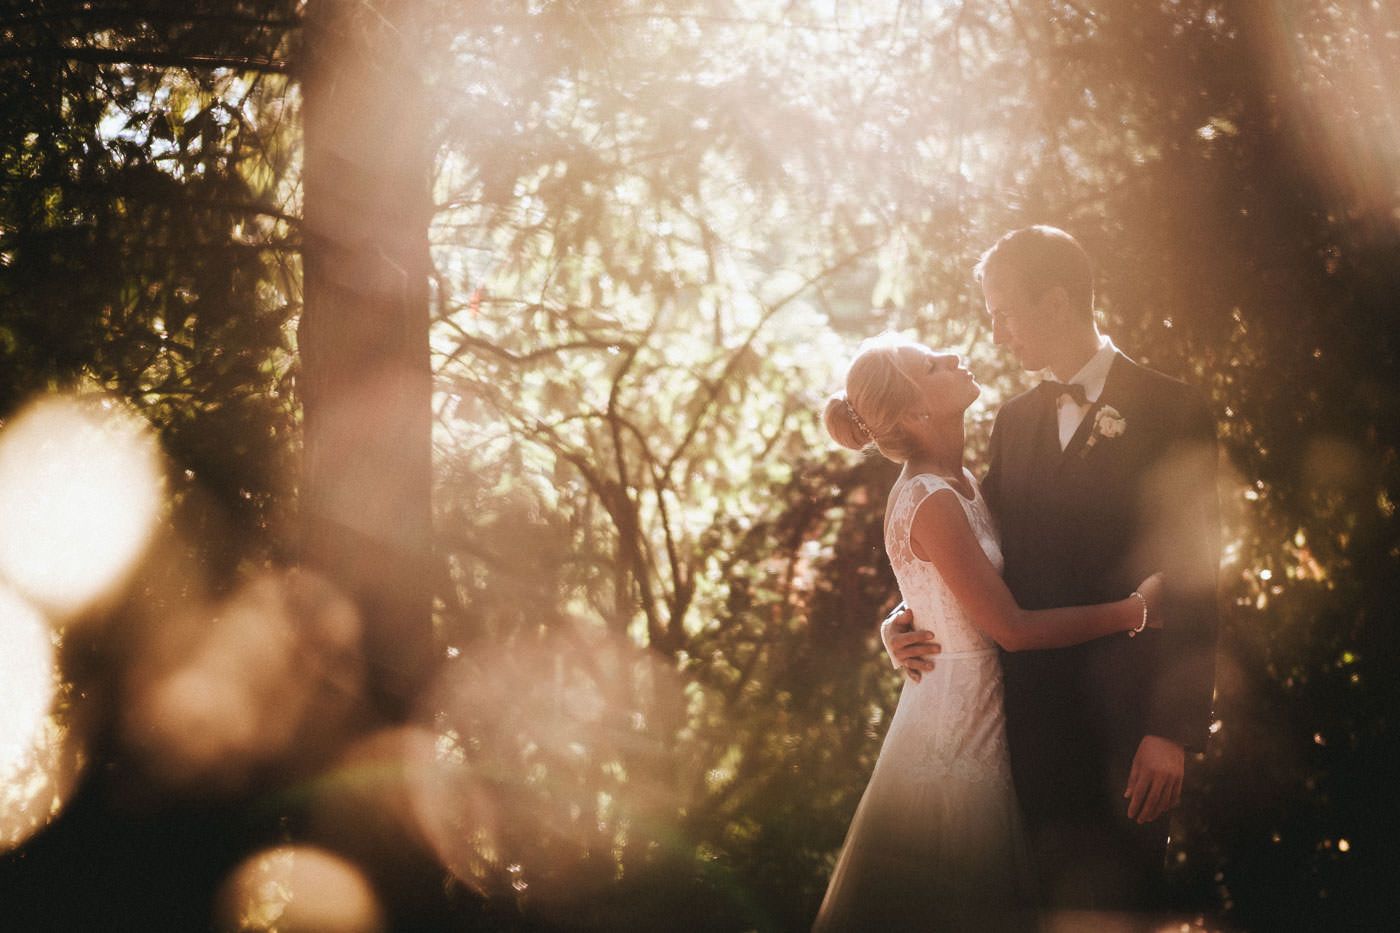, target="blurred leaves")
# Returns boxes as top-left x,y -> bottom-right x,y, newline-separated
0,2 -> 301,570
